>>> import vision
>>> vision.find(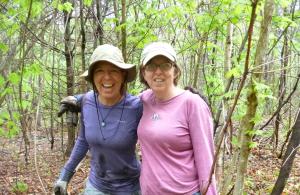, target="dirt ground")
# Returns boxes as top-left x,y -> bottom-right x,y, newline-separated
0,131 -> 299,195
